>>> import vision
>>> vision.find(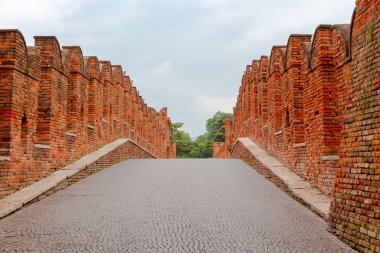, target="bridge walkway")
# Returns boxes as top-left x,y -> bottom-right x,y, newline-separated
0,159 -> 354,252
